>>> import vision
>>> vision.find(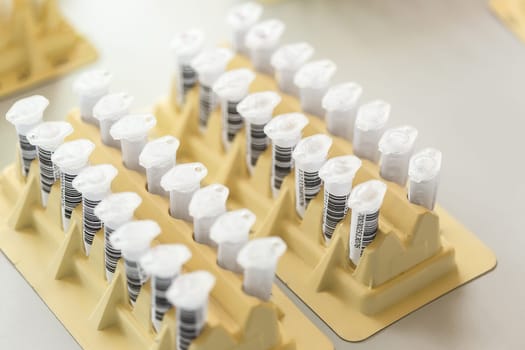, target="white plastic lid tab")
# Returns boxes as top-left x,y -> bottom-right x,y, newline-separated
353,100 -> 391,162
6,95 -> 49,135
271,42 -> 314,95
52,139 -> 95,174
139,136 -> 180,196
167,270 -> 216,311
322,82 -> 363,140
408,148 -> 442,210
294,60 -> 337,117
378,126 -> 418,186
94,192 -> 143,230
110,220 -> 161,262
